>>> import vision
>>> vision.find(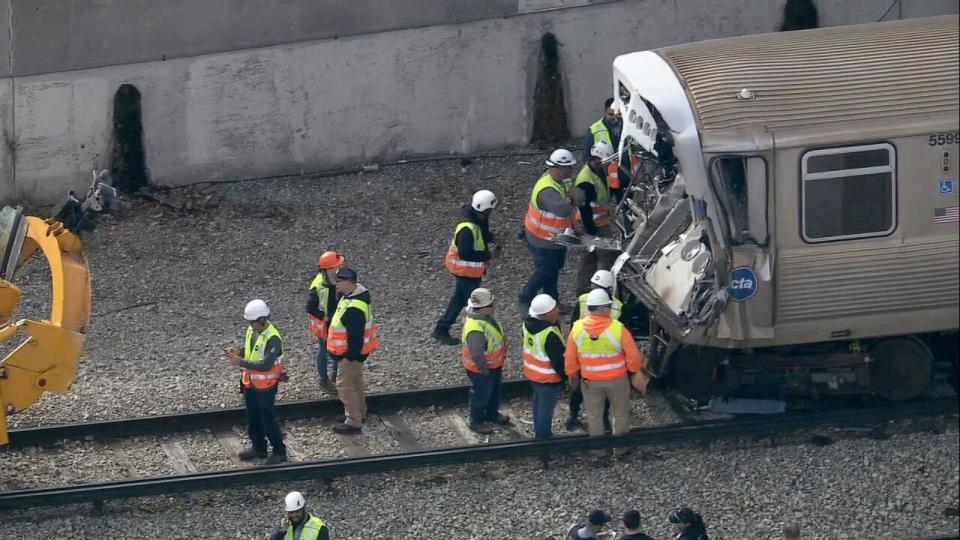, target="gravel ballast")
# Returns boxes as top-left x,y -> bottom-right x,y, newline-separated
0,419 -> 955,539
